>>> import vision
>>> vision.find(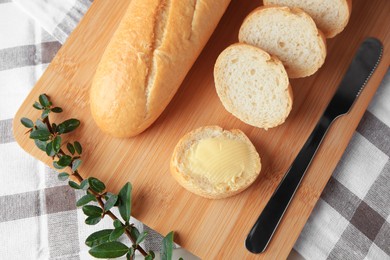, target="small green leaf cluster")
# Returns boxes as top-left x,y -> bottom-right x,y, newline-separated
21,94 -> 179,260
32,93 -> 62,119
79,181 -> 176,260
83,182 -> 137,259
74,177 -> 108,225
21,94 -> 81,176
